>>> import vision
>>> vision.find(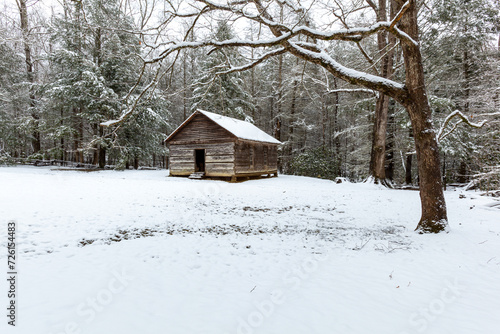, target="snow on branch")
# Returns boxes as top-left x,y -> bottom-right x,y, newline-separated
100,100 -> 138,128
289,43 -> 407,100
437,110 -> 487,143
215,47 -> 288,75
390,26 -> 418,47
390,1 -> 410,29
100,61 -> 165,128
475,112 -> 500,117
472,166 -> 500,181
305,70 -> 378,97
112,0 -> 418,129
148,35 -> 293,63
159,0 -> 417,61
143,0 -> 420,71
196,0 -> 291,32
290,2 -> 418,47
327,88 -> 378,95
